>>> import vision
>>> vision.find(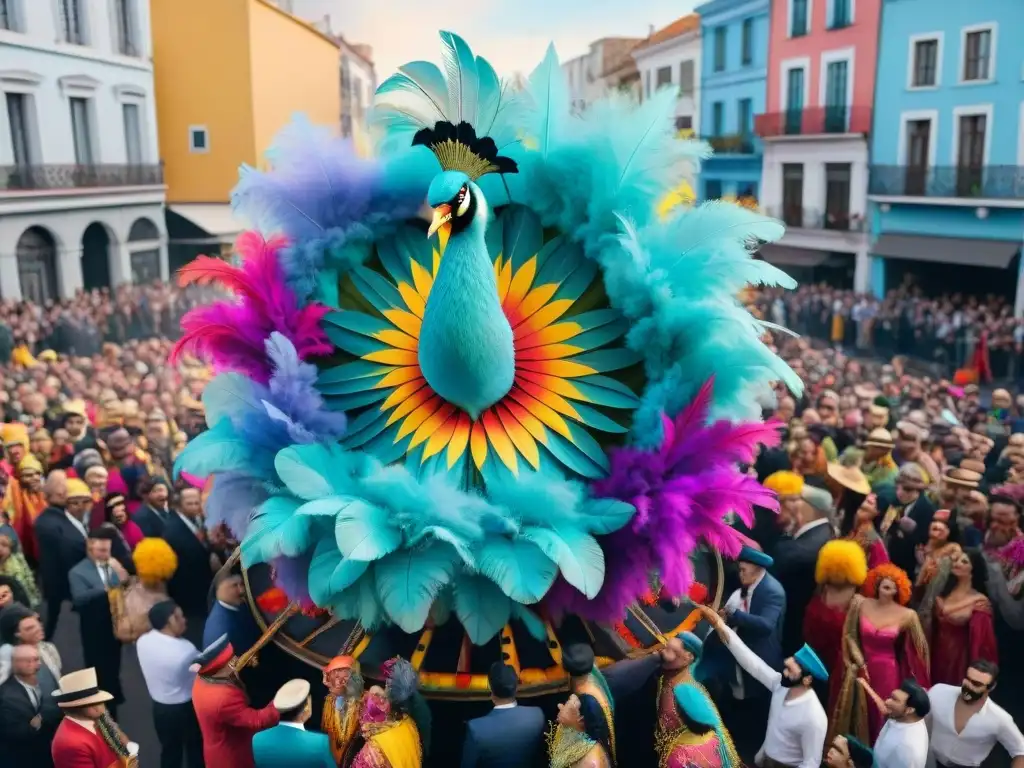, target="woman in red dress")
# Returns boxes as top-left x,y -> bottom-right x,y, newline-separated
931,548 -> 998,685
803,539 -> 868,712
